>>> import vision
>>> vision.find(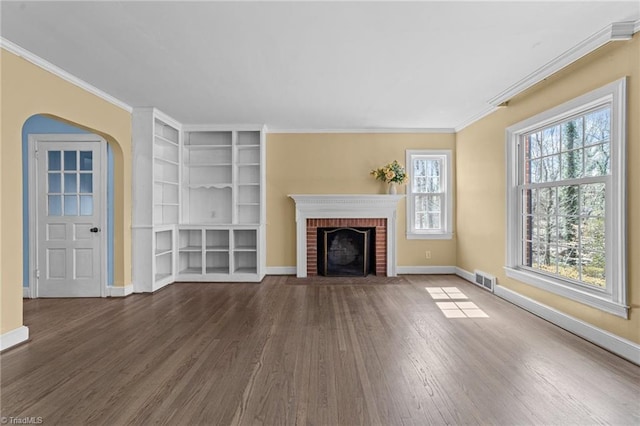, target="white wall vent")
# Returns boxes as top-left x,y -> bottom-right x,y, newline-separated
474,270 -> 496,292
